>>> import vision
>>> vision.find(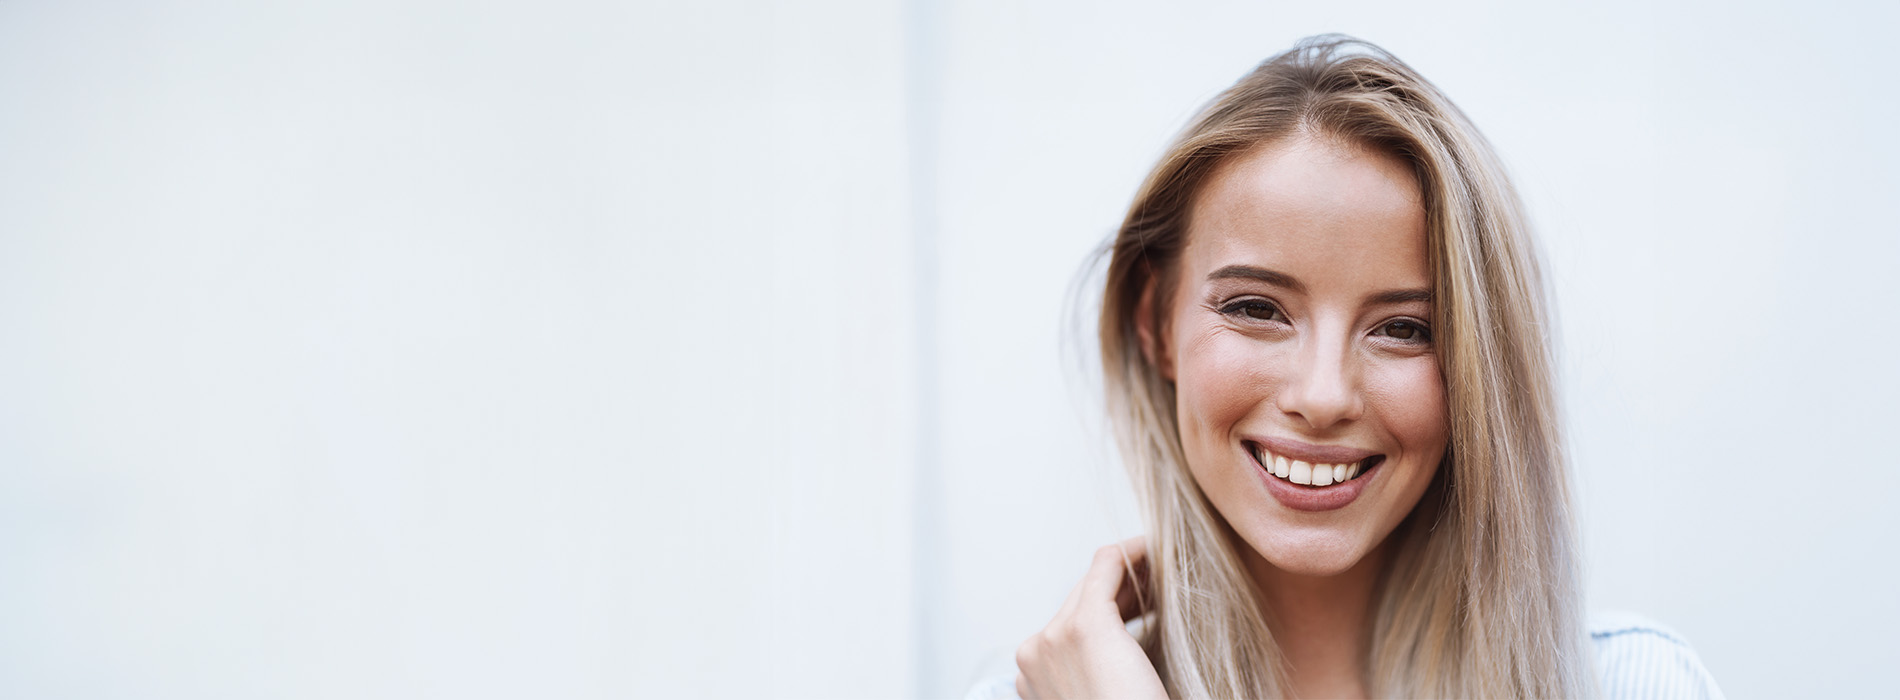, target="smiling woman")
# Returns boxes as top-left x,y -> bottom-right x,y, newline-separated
974,35 -> 1724,699
1166,135 -> 1446,584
